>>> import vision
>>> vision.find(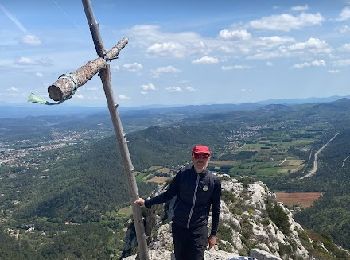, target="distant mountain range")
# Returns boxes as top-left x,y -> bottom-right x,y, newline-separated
1,95 -> 350,118
258,95 -> 350,105
0,104 -> 108,118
